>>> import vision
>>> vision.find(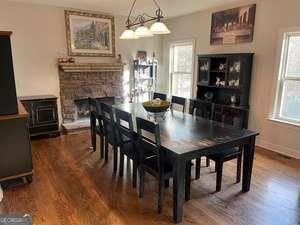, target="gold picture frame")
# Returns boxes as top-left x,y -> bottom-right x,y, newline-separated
65,10 -> 115,57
